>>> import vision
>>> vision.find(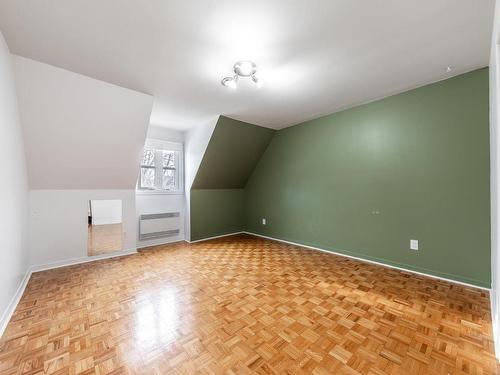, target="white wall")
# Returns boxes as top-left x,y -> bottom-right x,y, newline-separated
90,199 -> 122,225
147,126 -> 184,143
0,32 -> 29,331
10,55 -> 155,274
183,117 -> 218,240
136,194 -> 185,247
490,0 -> 500,359
136,126 -> 186,247
29,190 -> 136,267
13,55 -> 153,189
